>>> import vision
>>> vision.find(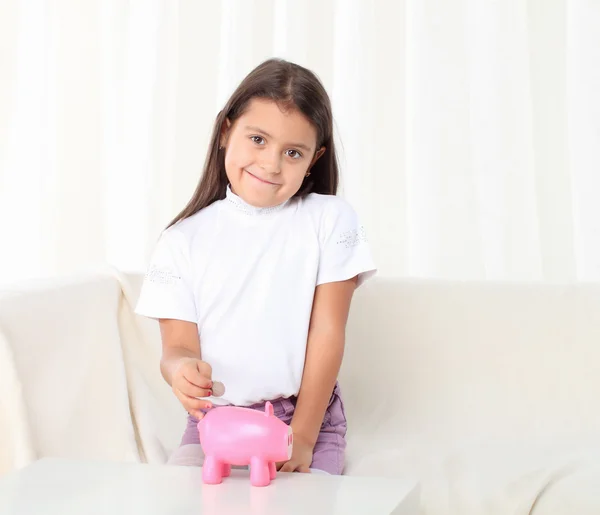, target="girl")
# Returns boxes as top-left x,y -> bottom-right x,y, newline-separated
135,58 -> 376,475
